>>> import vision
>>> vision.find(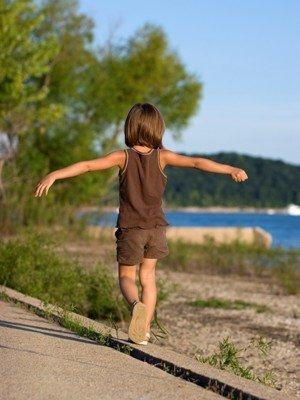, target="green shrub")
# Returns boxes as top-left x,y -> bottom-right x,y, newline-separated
0,232 -> 129,322
161,238 -> 300,294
